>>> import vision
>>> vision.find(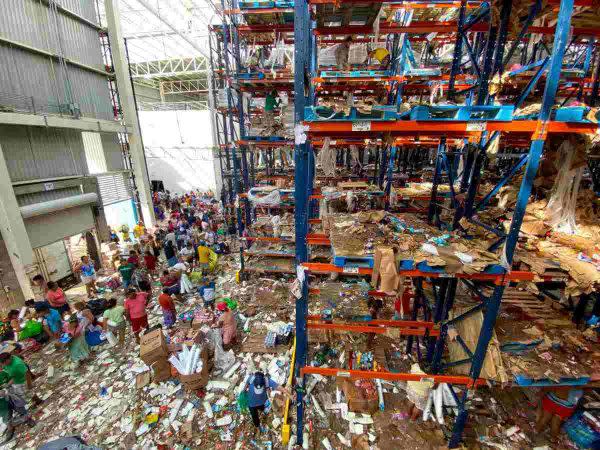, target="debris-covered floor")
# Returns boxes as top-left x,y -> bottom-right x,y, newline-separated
3,253 -> 595,449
